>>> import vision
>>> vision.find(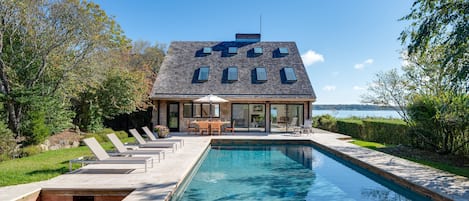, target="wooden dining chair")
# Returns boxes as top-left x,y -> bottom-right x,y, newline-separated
224,120 -> 235,135
210,120 -> 222,135
186,120 -> 198,135
198,121 -> 209,135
